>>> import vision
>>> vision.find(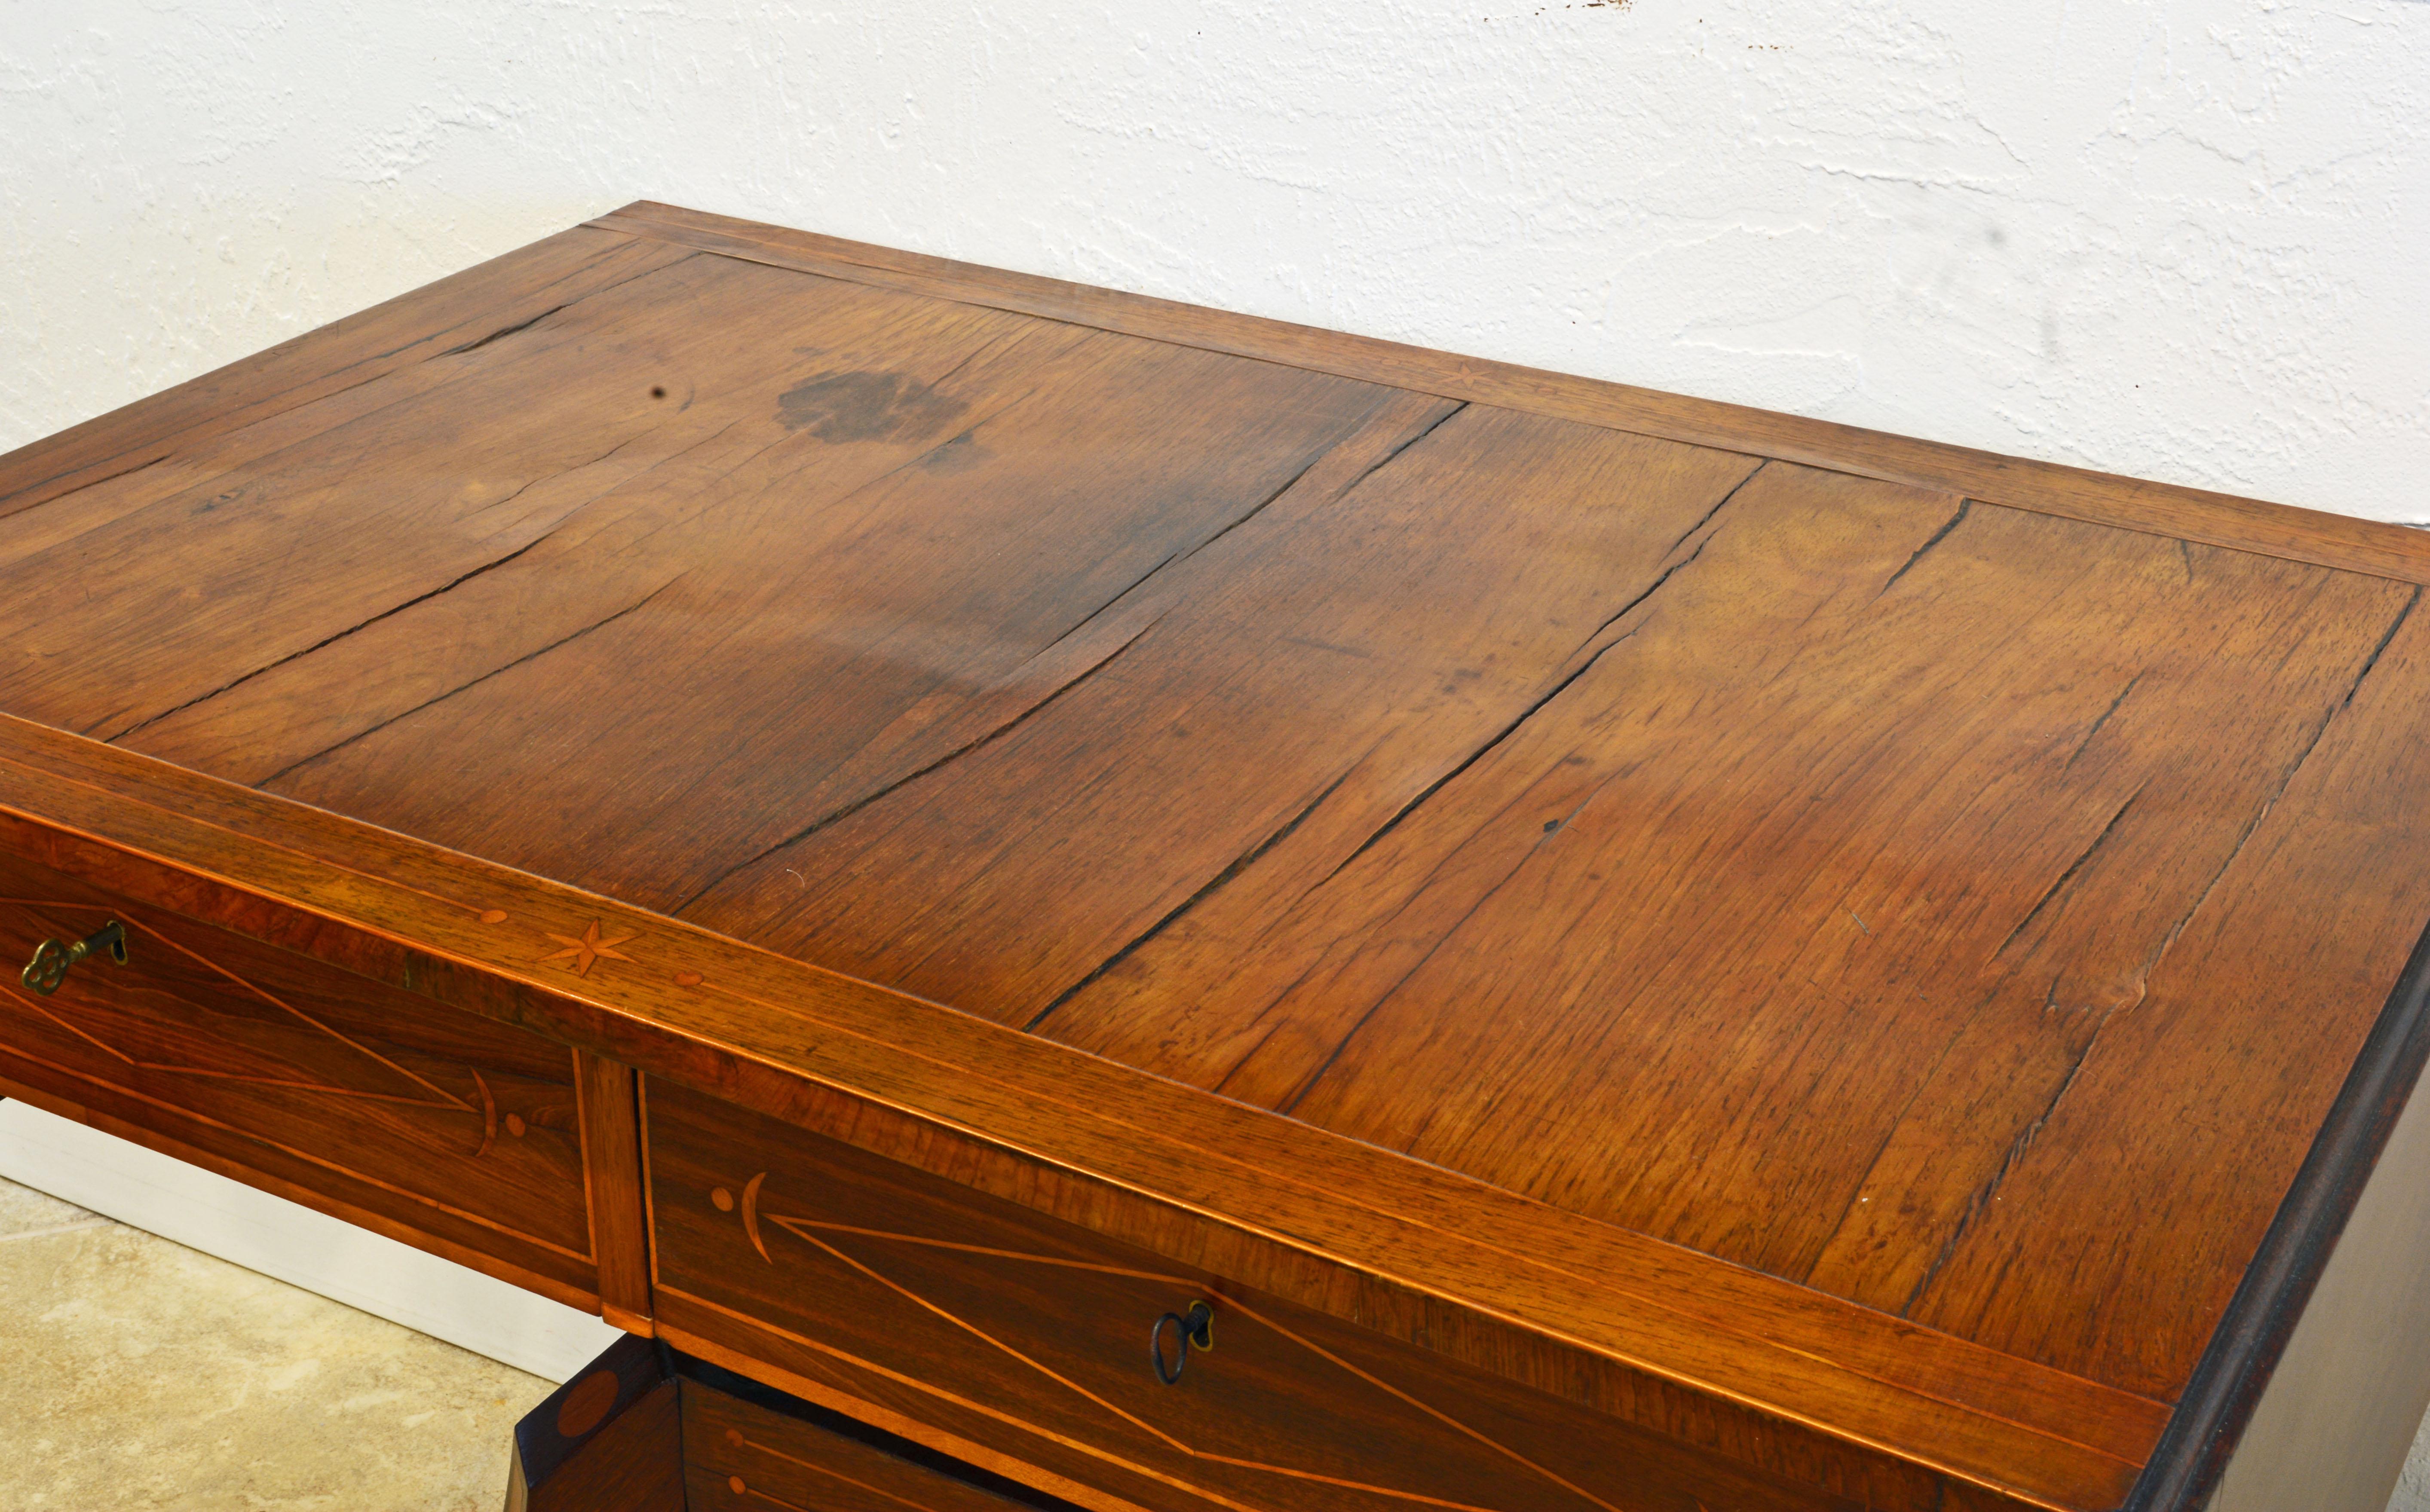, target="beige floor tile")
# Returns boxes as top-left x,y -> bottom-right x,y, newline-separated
0,1176 -> 98,1239
0,1179 -> 554,1511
